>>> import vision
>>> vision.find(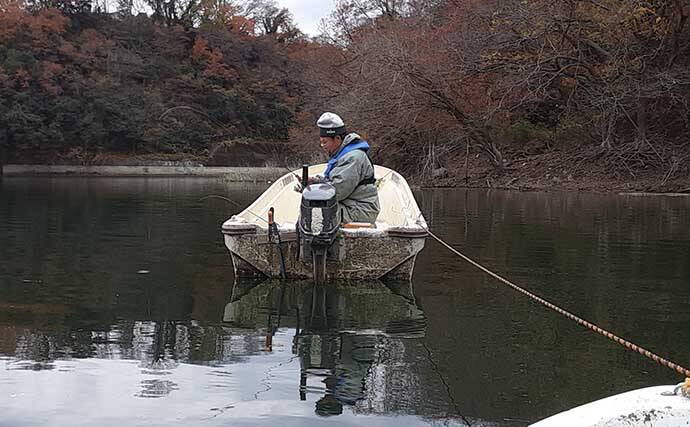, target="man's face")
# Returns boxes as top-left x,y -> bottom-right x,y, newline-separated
319,136 -> 341,156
